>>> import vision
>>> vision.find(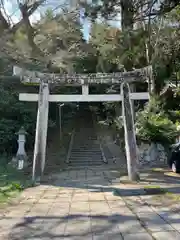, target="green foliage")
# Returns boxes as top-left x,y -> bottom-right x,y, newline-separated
168,110 -> 180,123
87,23 -> 147,72
136,97 -> 179,145
0,160 -> 30,204
0,88 -> 36,153
161,86 -> 180,122
82,0 -> 180,21
0,59 -> 37,154
73,54 -> 99,73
